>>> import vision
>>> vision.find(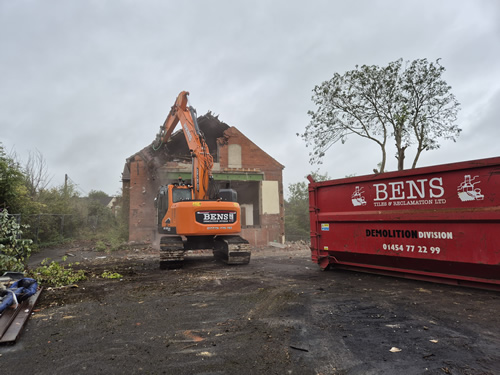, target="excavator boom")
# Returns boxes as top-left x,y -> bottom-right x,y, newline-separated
154,91 -> 214,200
